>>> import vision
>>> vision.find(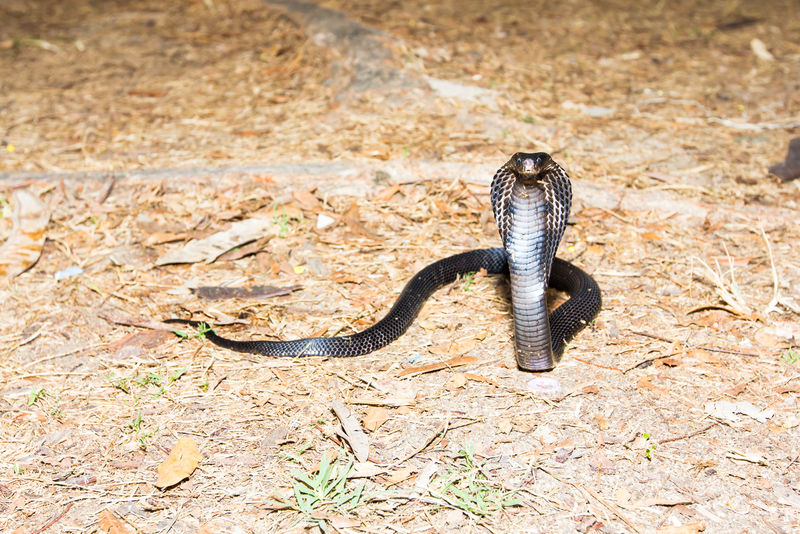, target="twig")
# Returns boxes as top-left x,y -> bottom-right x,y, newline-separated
657,423 -> 717,444
572,356 -> 623,372
760,226 -> 780,315
30,502 -> 73,534
629,331 -> 759,357
538,467 -> 643,534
